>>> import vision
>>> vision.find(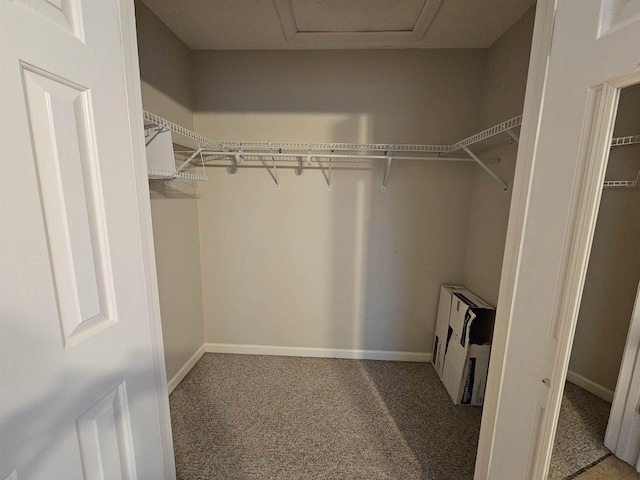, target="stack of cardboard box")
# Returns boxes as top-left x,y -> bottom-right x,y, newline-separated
432,285 -> 496,405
